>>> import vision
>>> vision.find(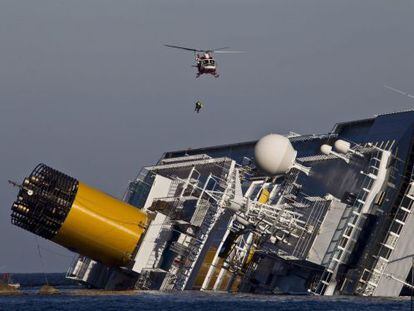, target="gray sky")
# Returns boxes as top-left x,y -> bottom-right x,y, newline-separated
1,0 -> 413,272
